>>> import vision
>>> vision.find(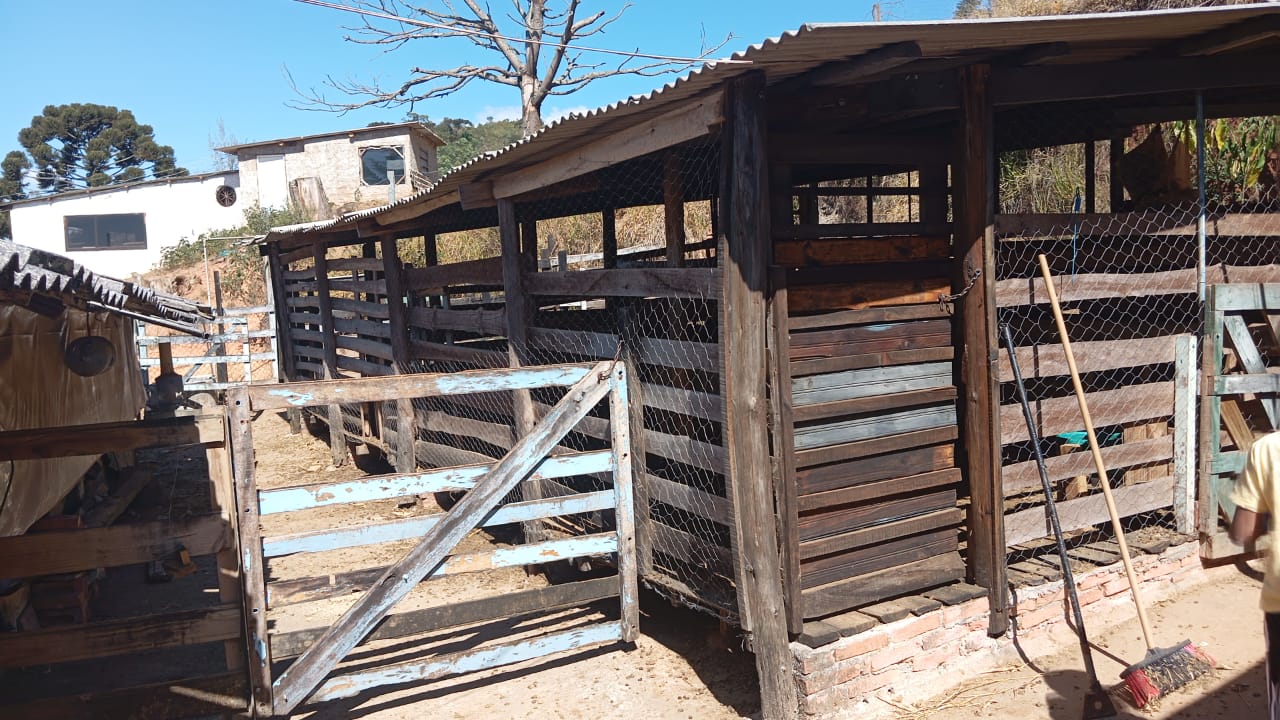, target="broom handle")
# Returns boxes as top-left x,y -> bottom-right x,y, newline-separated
1037,254 -> 1156,651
